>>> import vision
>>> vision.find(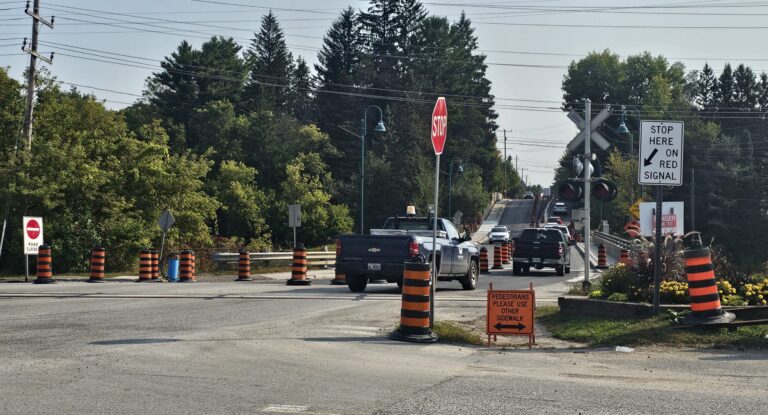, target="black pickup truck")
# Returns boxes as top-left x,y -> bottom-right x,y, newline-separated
512,227 -> 571,276
335,216 -> 480,292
